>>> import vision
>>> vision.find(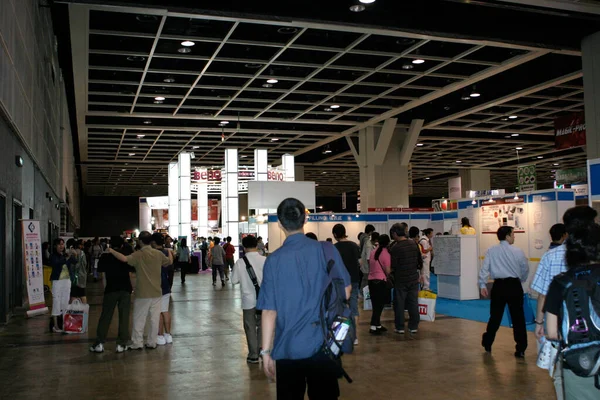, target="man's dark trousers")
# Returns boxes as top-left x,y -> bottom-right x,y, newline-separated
96,290 -> 131,345
482,277 -> 528,353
